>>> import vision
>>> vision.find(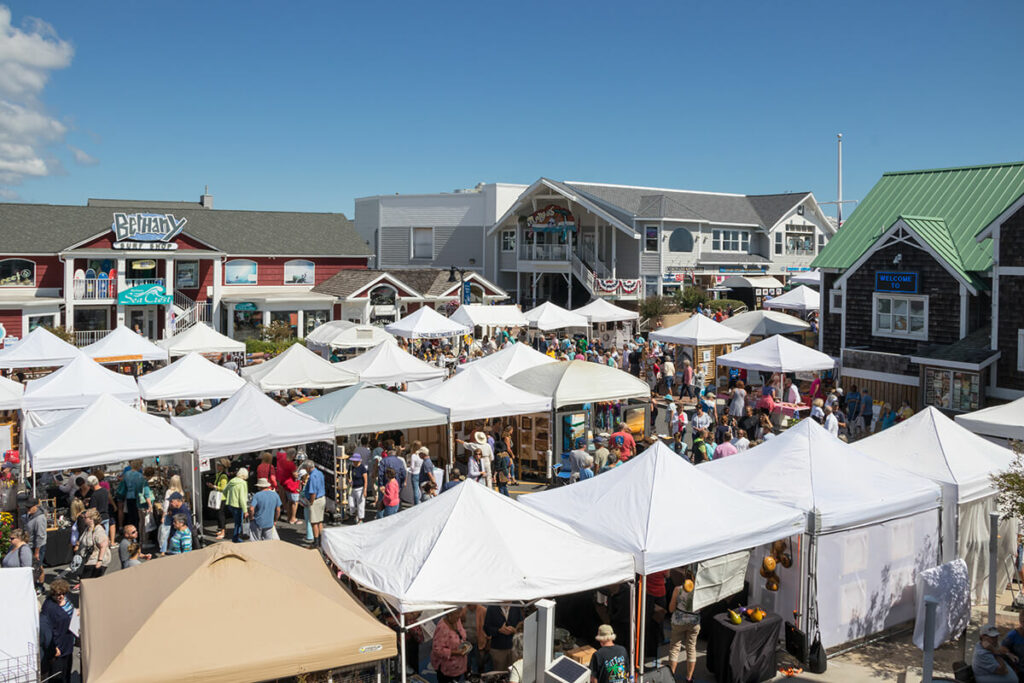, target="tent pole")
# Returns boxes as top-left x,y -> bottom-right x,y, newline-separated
628,579 -> 636,681
637,573 -> 646,680
400,612 -> 407,683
